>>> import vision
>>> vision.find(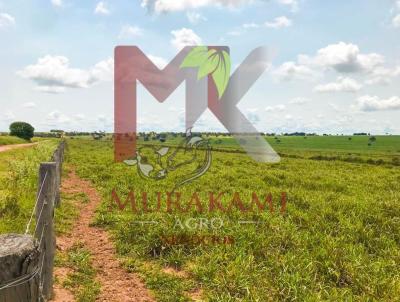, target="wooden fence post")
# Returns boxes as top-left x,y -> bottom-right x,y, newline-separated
35,162 -> 56,301
0,234 -> 39,302
53,141 -> 65,207
52,150 -> 61,208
